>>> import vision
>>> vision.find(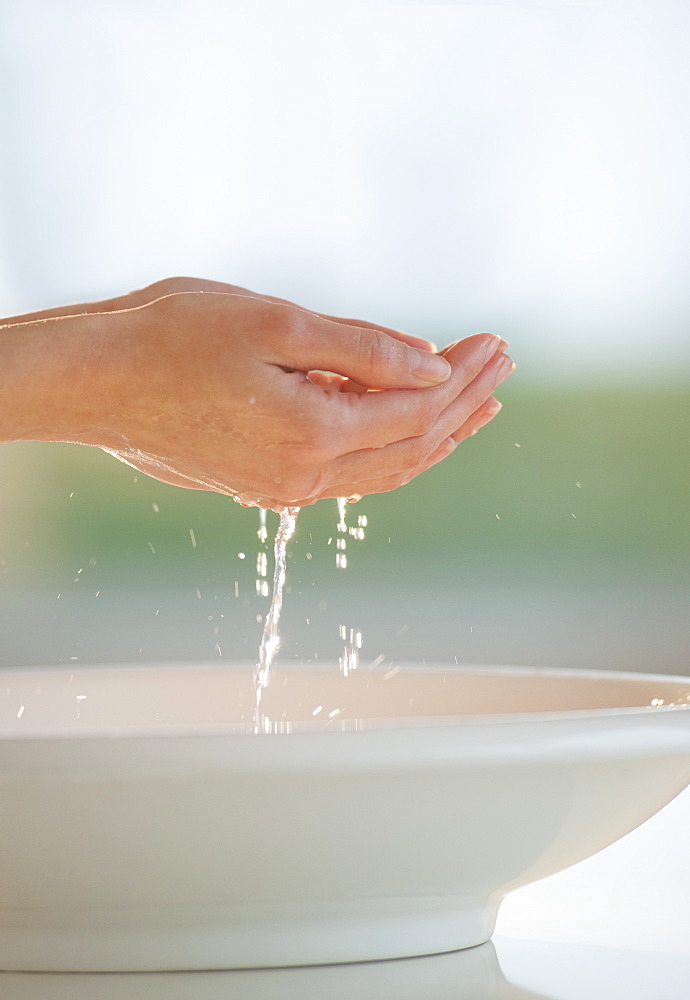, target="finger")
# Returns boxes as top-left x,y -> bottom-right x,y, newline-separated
336,397 -> 504,497
303,401 -> 500,503
316,350 -> 514,487
320,334 -> 509,453
307,336 -> 506,407
272,307 -> 456,388
297,437 -> 456,502
441,336 -> 509,356
448,396 -> 502,445
318,317 -> 436,353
